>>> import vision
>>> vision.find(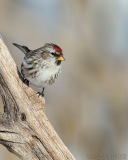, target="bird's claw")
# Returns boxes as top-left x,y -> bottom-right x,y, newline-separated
16,67 -> 29,86
36,92 -> 44,97
23,79 -> 29,87
36,88 -> 45,97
